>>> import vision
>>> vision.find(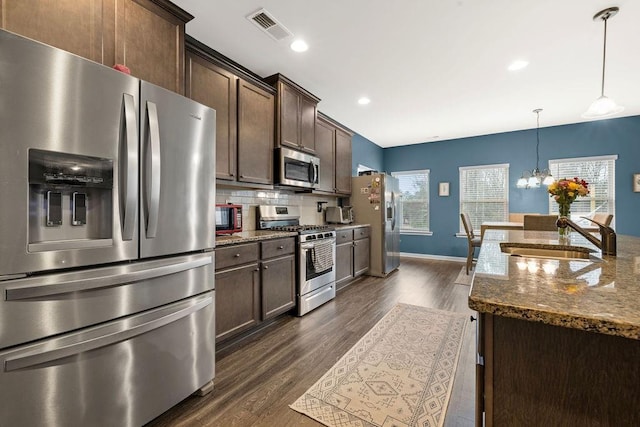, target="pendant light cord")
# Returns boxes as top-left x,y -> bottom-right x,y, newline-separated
601,17 -> 608,97
535,109 -> 541,172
